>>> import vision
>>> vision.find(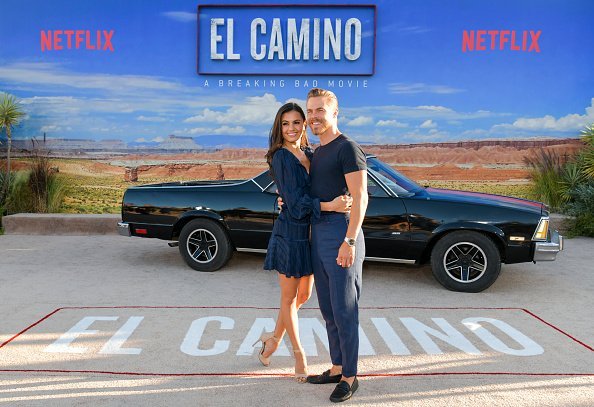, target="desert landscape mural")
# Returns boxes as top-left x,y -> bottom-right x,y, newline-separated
7,137 -> 582,214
